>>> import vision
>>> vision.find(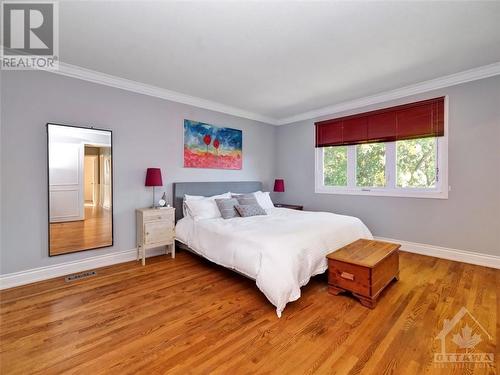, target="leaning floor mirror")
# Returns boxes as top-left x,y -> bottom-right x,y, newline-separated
47,123 -> 113,256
